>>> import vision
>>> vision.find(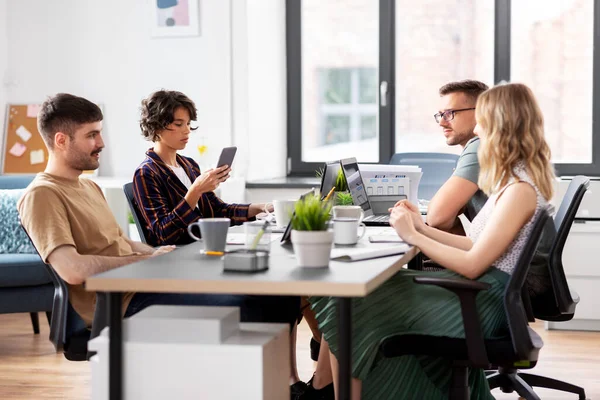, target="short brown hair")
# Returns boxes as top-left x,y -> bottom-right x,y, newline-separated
439,80 -> 489,104
37,93 -> 103,149
139,90 -> 198,142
